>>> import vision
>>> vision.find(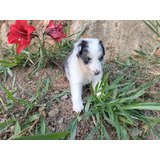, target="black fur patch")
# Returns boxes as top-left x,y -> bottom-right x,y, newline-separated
77,40 -> 91,64
99,40 -> 105,56
98,40 -> 105,61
